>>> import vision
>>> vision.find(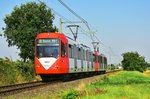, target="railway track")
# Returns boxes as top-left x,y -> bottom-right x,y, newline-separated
0,81 -> 61,97
0,69 -> 121,98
